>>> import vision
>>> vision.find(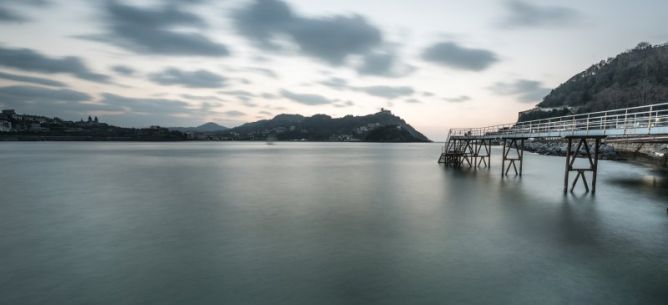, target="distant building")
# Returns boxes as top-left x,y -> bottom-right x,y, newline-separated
29,122 -> 48,132
1,109 -> 21,121
1,109 -> 15,116
0,119 -> 11,132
